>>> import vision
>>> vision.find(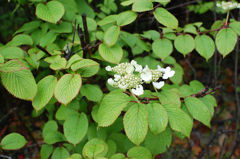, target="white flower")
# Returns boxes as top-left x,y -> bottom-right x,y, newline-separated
107,78 -> 115,86
157,65 -> 165,72
153,81 -> 165,89
105,66 -> 112,71
131,60 -> 143,72
114,74 -> 121,81
141,65 -> 152,83
118,83 -> 128,90
130,60 -> 137,66
131,85 -> 144,96
162,67 -> 175,79
126,65 -> 134,74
